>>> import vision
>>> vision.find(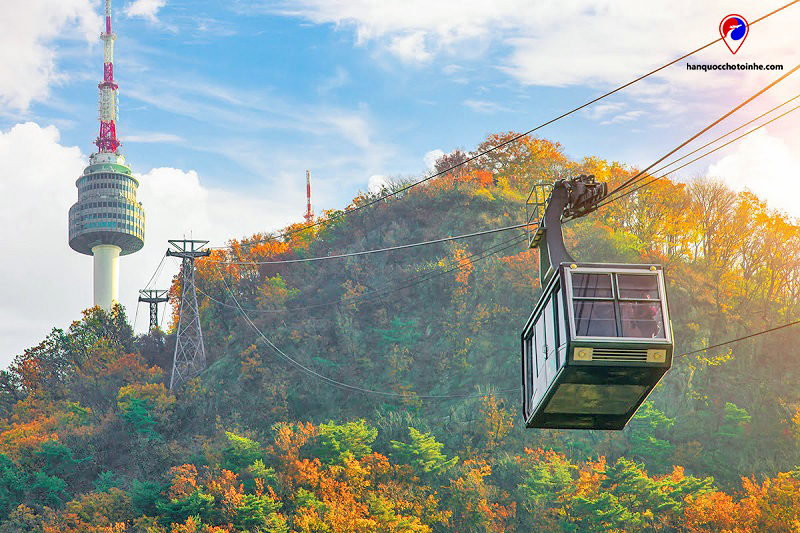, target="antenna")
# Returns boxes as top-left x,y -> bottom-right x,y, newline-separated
304,170 -> 314,224
97,0 -> 120,153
